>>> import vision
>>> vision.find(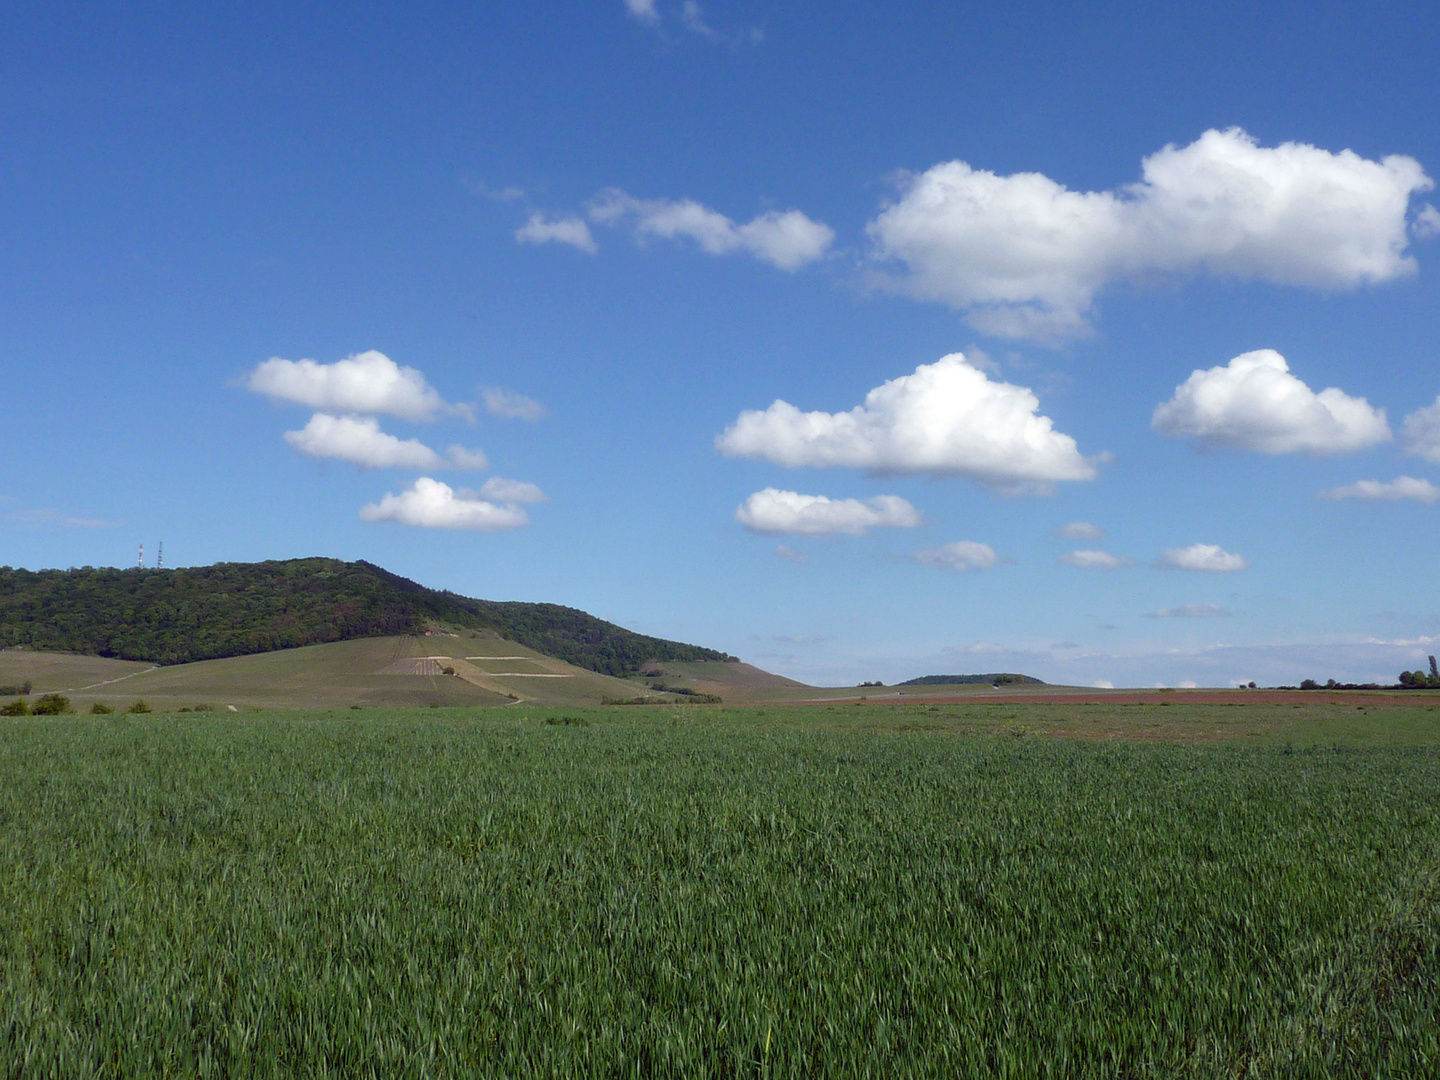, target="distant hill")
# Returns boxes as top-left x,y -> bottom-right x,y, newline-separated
0,559 -> 734,675
897,673 -> 1045,687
